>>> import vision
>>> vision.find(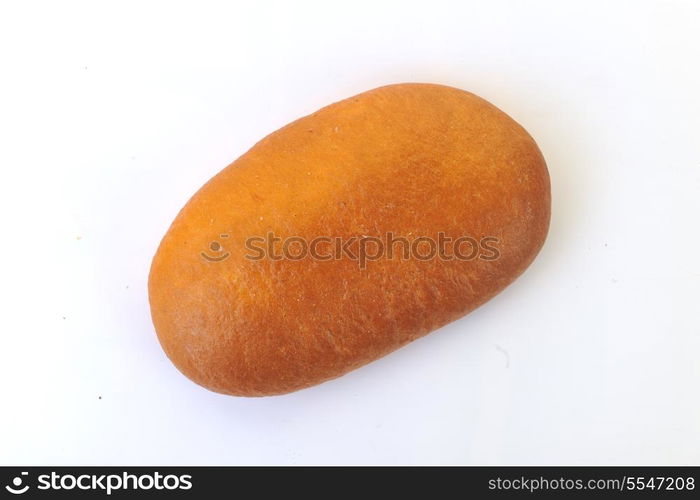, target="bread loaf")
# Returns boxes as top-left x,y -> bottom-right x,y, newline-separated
148,83 -> 550,396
